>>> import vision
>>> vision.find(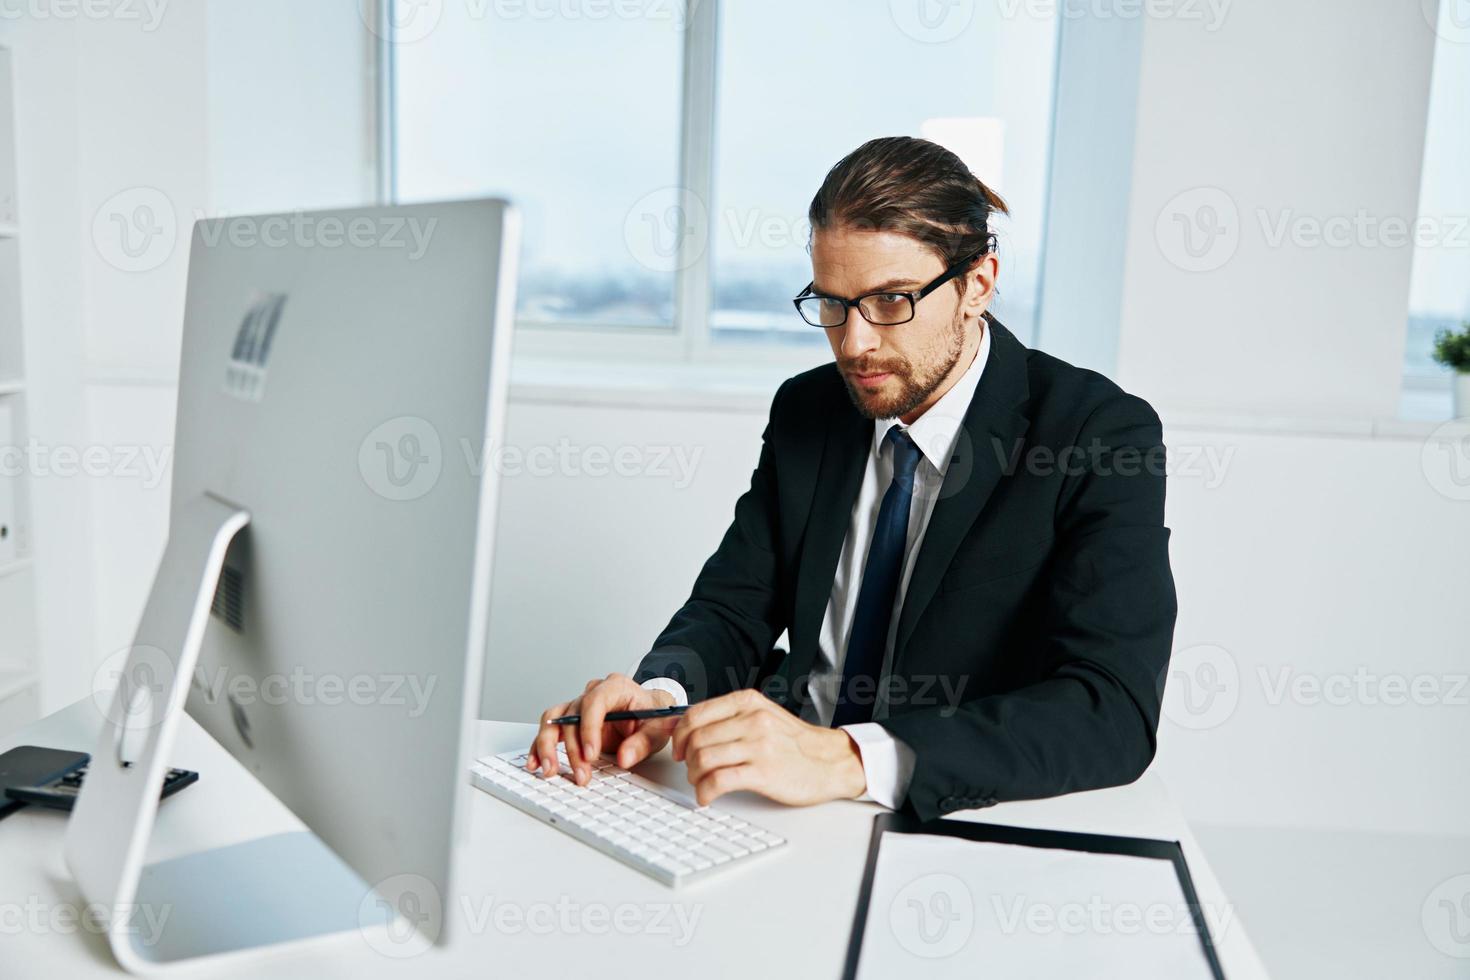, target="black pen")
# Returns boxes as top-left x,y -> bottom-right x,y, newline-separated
548,705 -> 689,726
